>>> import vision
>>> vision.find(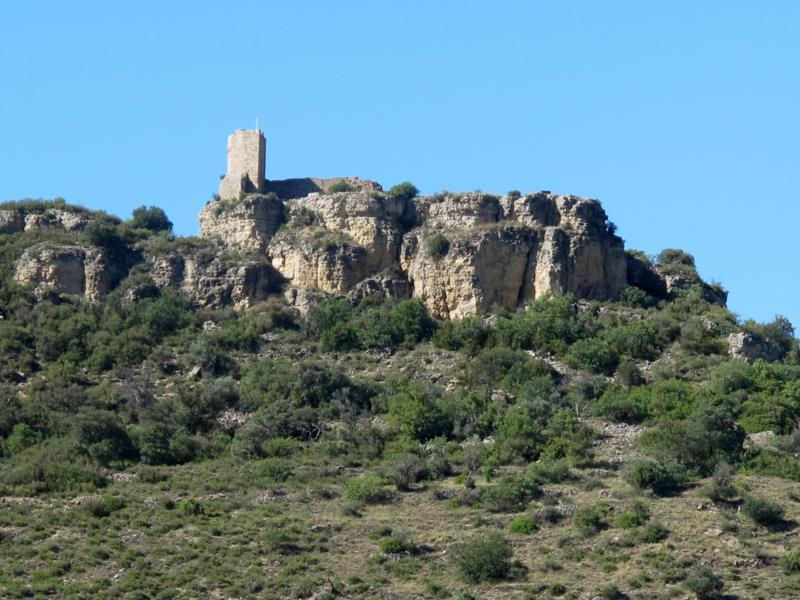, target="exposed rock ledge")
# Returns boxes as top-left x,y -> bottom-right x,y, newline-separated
201,188 -> 628,319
